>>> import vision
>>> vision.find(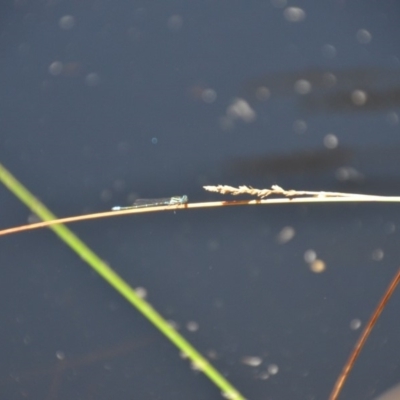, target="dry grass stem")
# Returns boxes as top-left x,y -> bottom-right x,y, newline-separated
1,185 -> 400,237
